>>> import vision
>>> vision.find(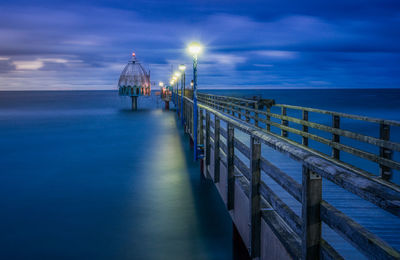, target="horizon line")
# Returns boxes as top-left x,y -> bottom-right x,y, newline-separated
1,87 -> 400,91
